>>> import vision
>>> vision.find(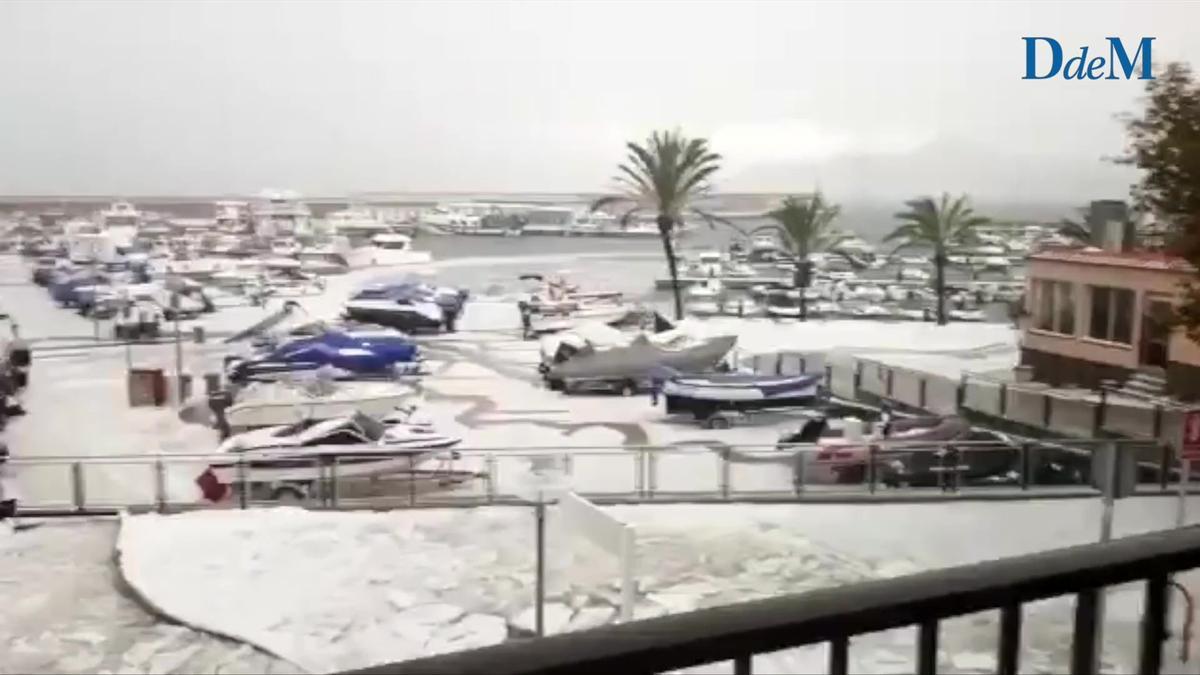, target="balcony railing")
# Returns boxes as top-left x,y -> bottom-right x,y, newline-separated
339,524 -> 1200,675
